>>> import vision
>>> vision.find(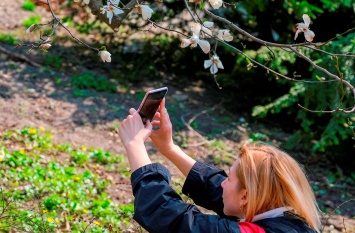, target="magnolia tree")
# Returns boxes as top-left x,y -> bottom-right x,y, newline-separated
19,0 -> 355,145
